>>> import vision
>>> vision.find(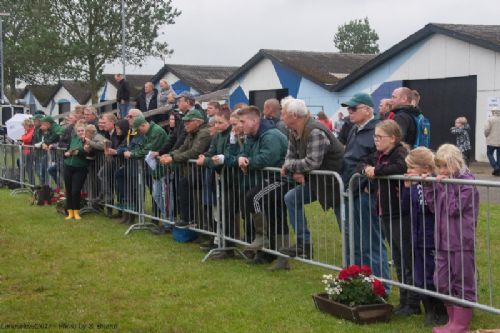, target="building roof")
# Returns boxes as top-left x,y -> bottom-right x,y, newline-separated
332,23 -> 500,91
103,74 -> 153,98
40,80 -> 93,107
21,84 -> 60,106
151,64 -> 238,94
195,88 -> 230,103
218,49 -> 376,91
